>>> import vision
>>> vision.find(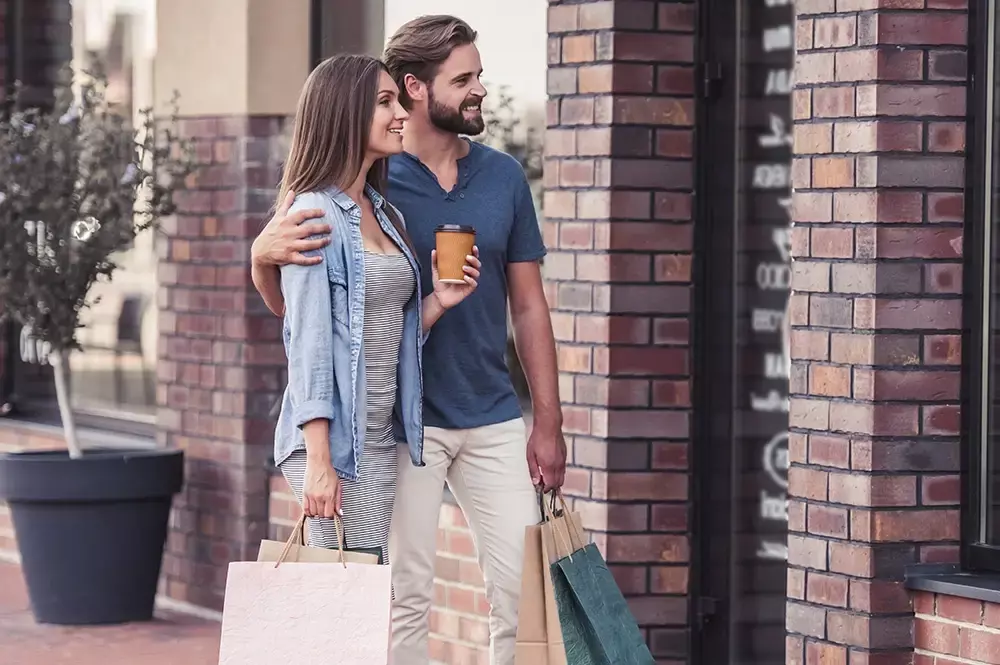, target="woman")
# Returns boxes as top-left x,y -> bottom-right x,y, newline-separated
266,54 -> 480,564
